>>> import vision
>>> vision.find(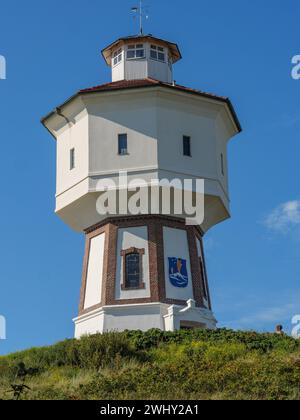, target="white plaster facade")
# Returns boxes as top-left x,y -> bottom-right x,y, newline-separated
111,42 -> 173,83
74,301 -> 217,337
83,233 -> 105,310
43,87 -> 238,233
